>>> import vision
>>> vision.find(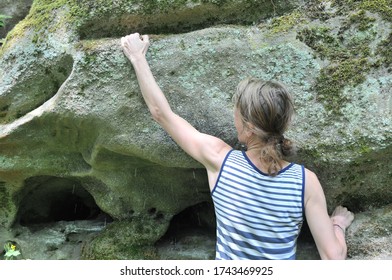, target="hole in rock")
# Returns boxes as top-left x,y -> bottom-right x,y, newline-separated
155,202 -> 216,259
157,201 -> 216,244
17,176 -> 109,226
